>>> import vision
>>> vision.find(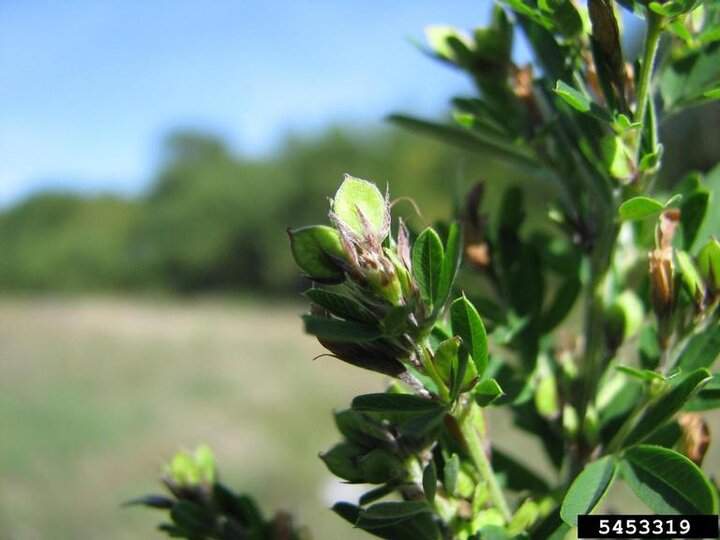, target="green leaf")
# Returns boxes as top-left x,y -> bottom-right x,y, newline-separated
437,222 -> 463,309
359,449 -> 405,484
615,365 -> 666,382
170,501 -> 215,535
500,0 -> 554,29
302,315 -> 380,342
304,289 -> 376,323
620,445 -> 718,514
618,196 -> 665,221
623,368 -> 711,447
359,485 -> 396,506
554,80 -> 590,112
423,461 -> 437,503
398,409 -> 447,437
560,456 -> 617,526
539,0 -> 583,37
288,225 -> 345,283
352,393 -> 446,415
444,453 -> 460,495
358,501 -> 432,528
333,502 -> 440,540
675,325 -> 720,372
449,349 -> 475,401
680,190 -> 709,250
123,495 -> 174,509
474,378 -> 504,406
320,443 -> 364,483
412,228 -> 444,307
388,114 -> 539,169
451,296 -> 489,378
212,484 -> 263,526
332,174 -> 387,239
334,409 -> 388,446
